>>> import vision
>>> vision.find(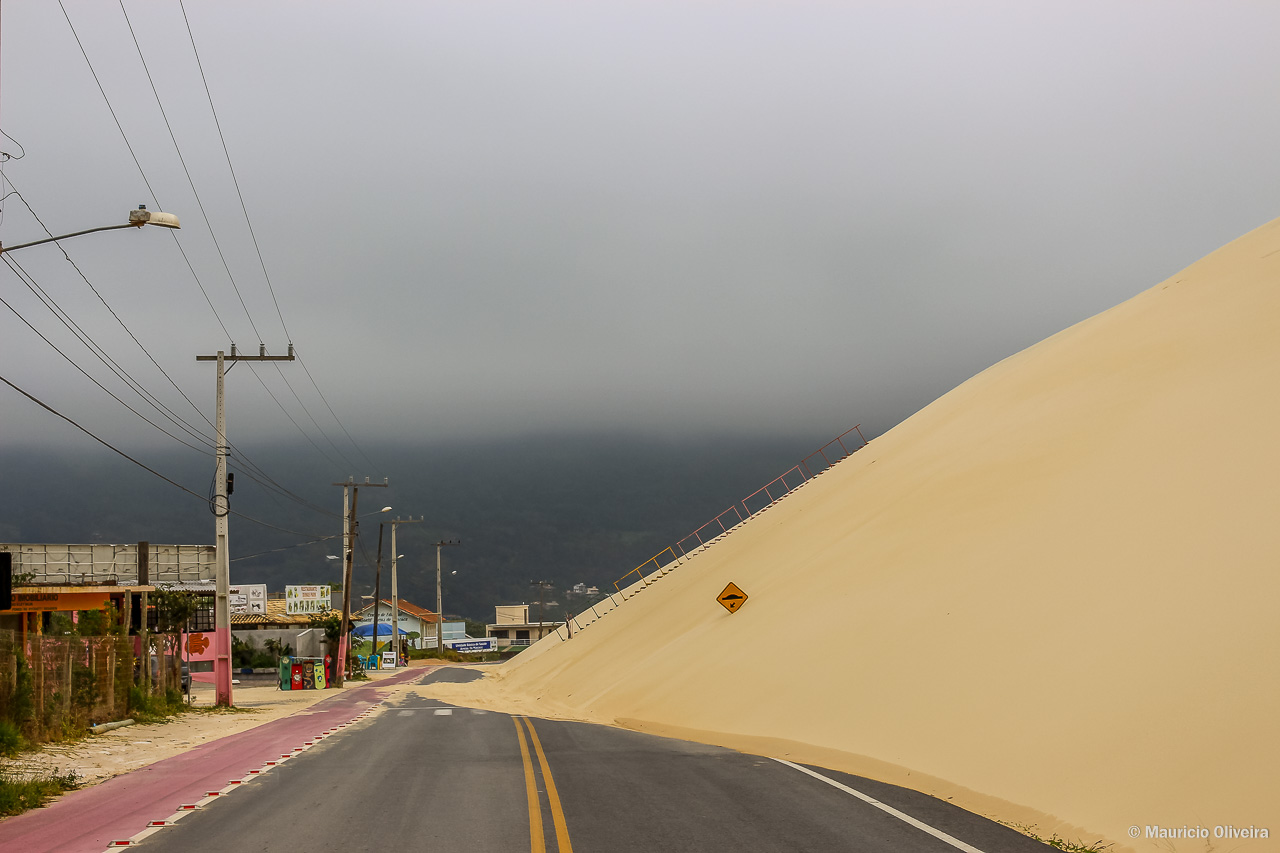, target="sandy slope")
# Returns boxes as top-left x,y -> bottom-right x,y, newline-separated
427,216 -> 1280,851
